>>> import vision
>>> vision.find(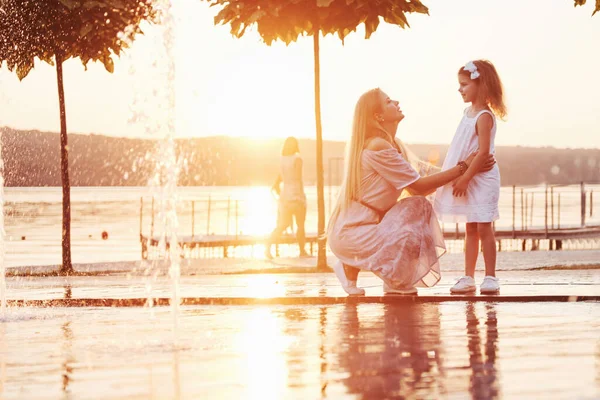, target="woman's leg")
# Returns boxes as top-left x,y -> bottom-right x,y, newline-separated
465,222 -> 480,277
344,264 -> 360,281
477,223 -> 497,277
293,202 -> 308,256
266,205 -> 292,258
